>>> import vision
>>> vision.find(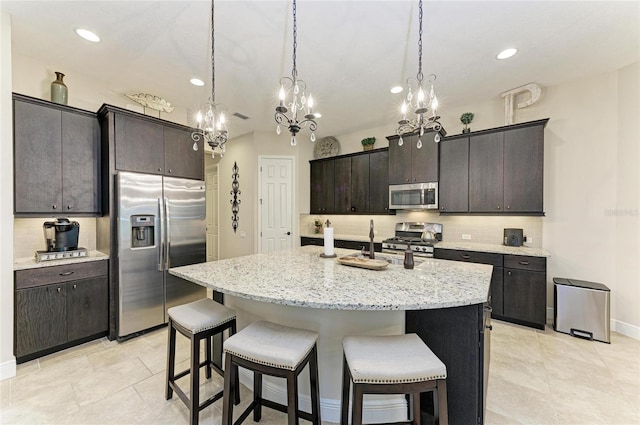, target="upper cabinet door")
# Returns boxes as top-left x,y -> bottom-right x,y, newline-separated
350,154 -> 370,213
61,111 -> 100,213
115,114 -> 164,175
164,126 -> 204,180
369,149 -> 390,214
469,132 -> 504,212
334,157 -> 351,214
310,160 -> 334,214
13,100 -> 63,214
388,135 -> 413,184
503,126 -> 544,213
411,132 -> 439,183
439,137 -> 469,213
